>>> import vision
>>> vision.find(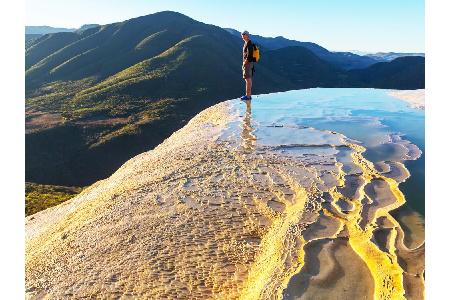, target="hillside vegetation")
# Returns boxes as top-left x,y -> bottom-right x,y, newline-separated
348,56 -> 425,89
26,11 -> 425,189
25,182 -> 83,216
